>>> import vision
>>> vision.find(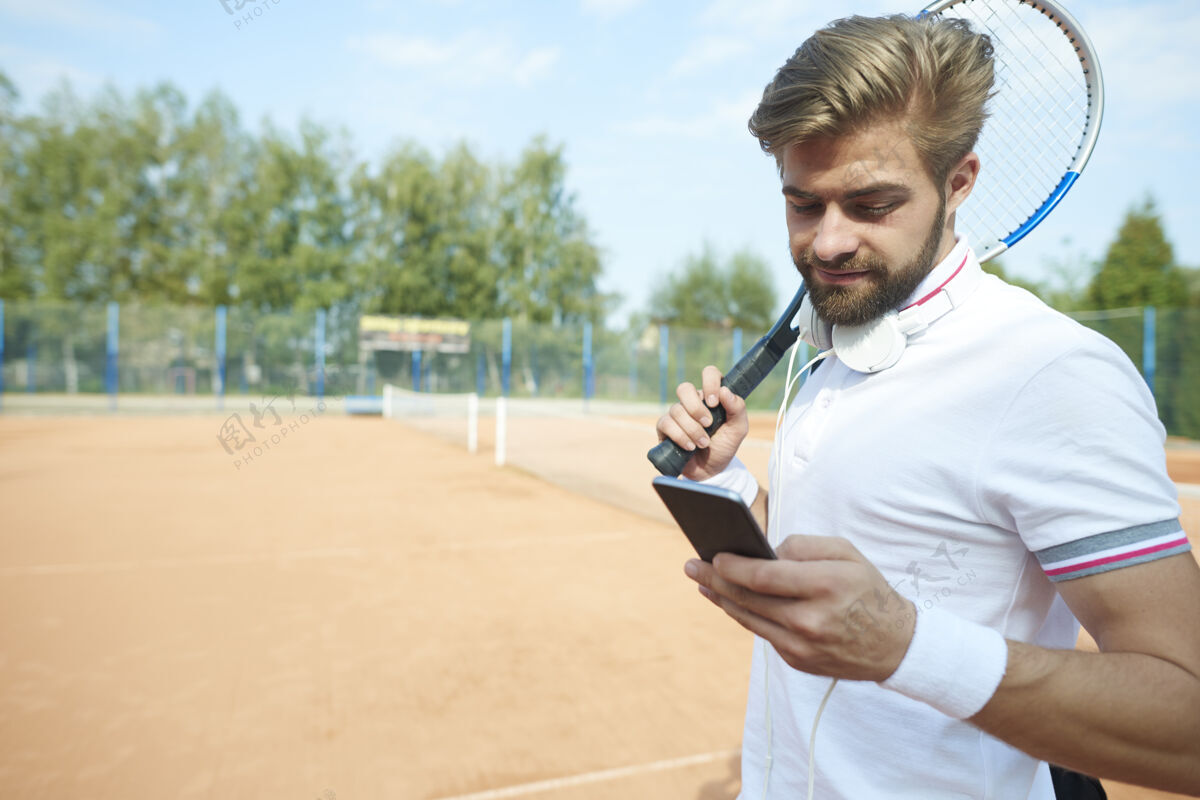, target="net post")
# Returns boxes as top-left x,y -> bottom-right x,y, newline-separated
733,327 -> 743,359
495,395 -> 507,467
467,392 -> 479,454
383,383 -> 393,419
501,318 -> 512,397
